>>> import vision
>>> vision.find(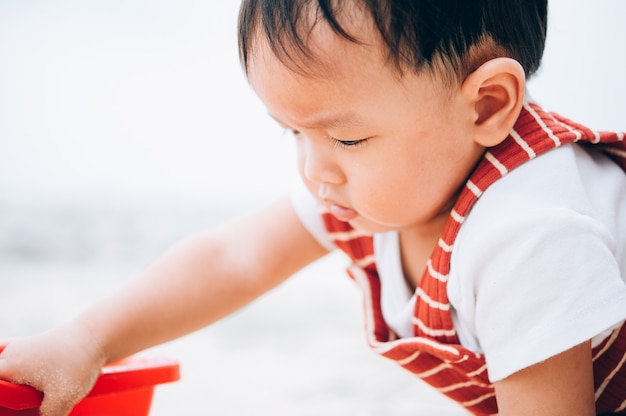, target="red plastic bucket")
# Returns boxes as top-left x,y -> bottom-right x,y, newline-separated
0,345 -> 180,416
